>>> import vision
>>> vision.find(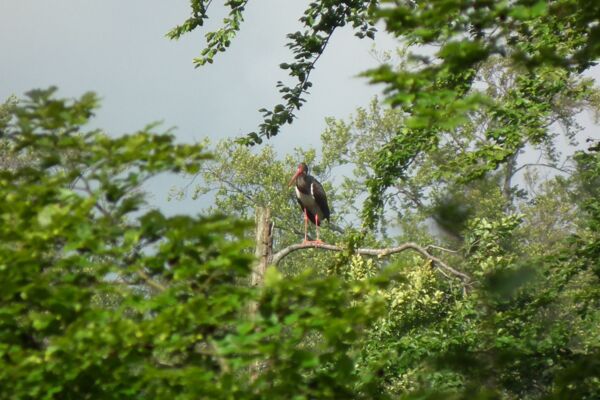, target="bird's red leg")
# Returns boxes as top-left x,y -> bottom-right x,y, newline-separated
303,208 -> 309,243
315,214 -> 322,243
